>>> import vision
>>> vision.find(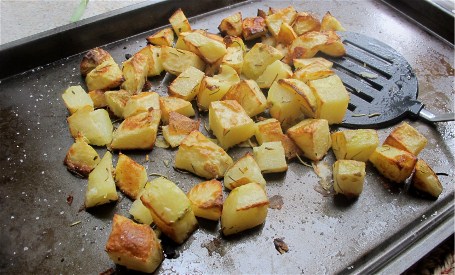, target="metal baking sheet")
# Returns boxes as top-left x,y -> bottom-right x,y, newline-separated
0,0 -> 453,274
